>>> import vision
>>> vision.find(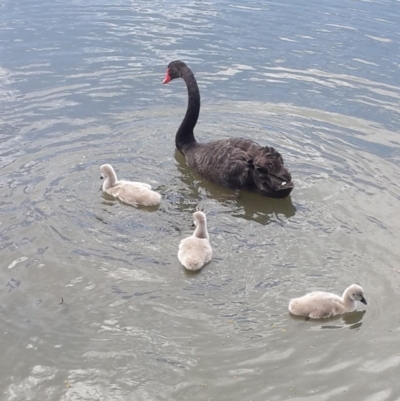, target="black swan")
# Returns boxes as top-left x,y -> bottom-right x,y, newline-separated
163,60 -> 294,199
